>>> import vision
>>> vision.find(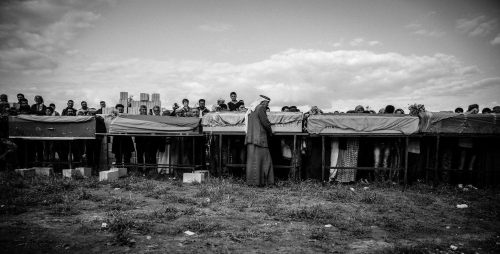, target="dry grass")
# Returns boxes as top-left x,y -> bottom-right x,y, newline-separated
1,171 -> 499,253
